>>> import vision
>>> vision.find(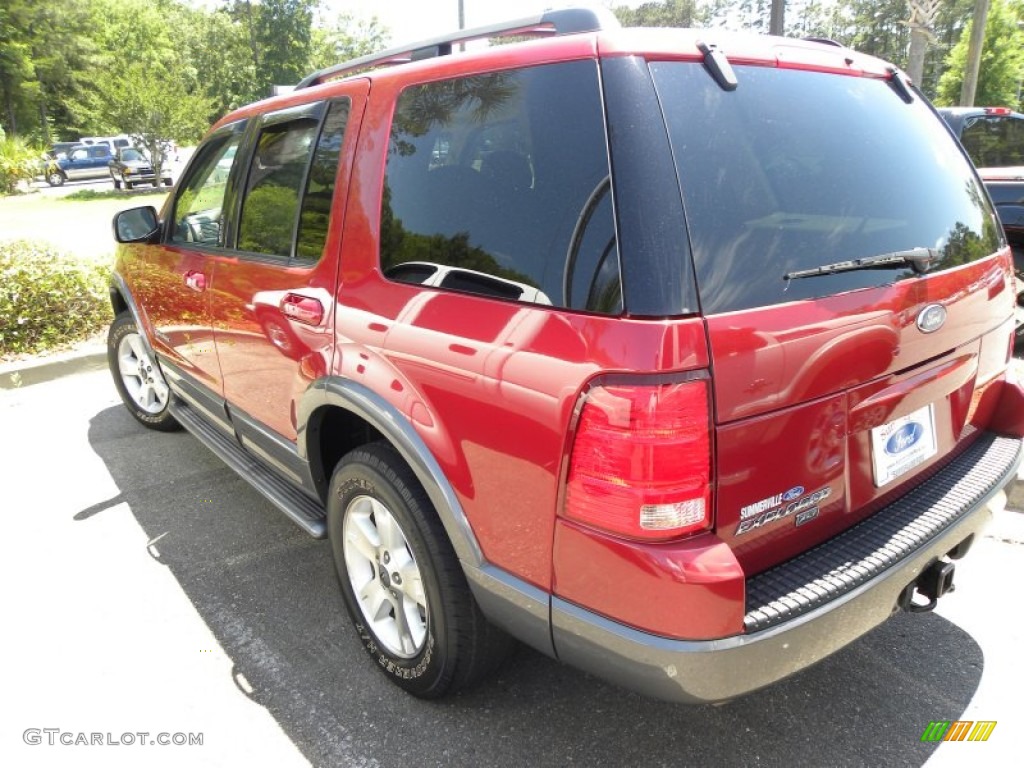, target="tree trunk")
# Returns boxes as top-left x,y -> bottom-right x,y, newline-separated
906,26 -> 928,84
960,0 -> 991,107
3,90 -> 17,137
